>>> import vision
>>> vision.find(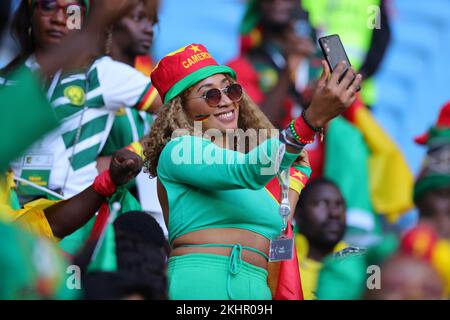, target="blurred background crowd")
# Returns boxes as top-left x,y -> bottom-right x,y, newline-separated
0,0 -> 450,300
